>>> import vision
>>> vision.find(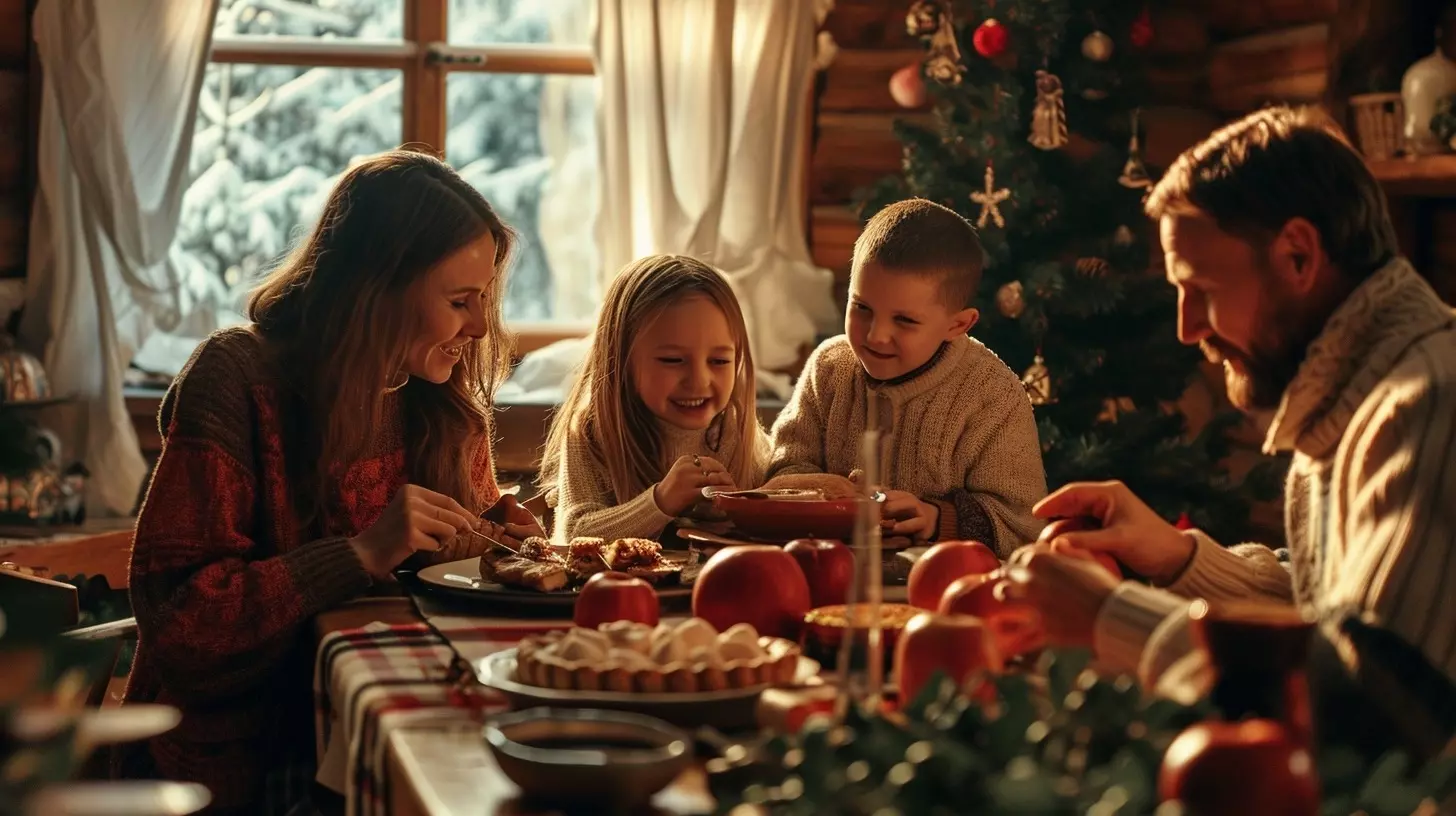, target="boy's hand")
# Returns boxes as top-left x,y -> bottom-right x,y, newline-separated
881,490 -> 940,541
